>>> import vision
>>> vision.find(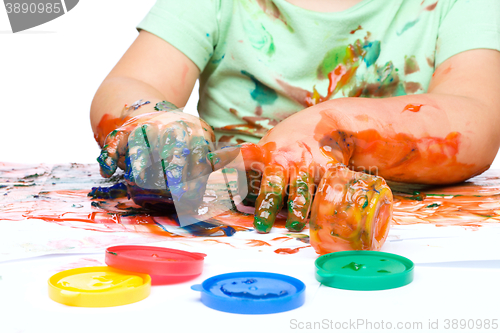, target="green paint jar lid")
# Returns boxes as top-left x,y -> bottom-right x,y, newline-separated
315,251 -> 414,291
